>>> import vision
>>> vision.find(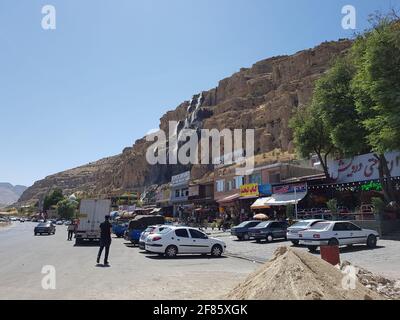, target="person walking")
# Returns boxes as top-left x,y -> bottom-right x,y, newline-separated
67,222 -> 75,241
97,215 -> 112,266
